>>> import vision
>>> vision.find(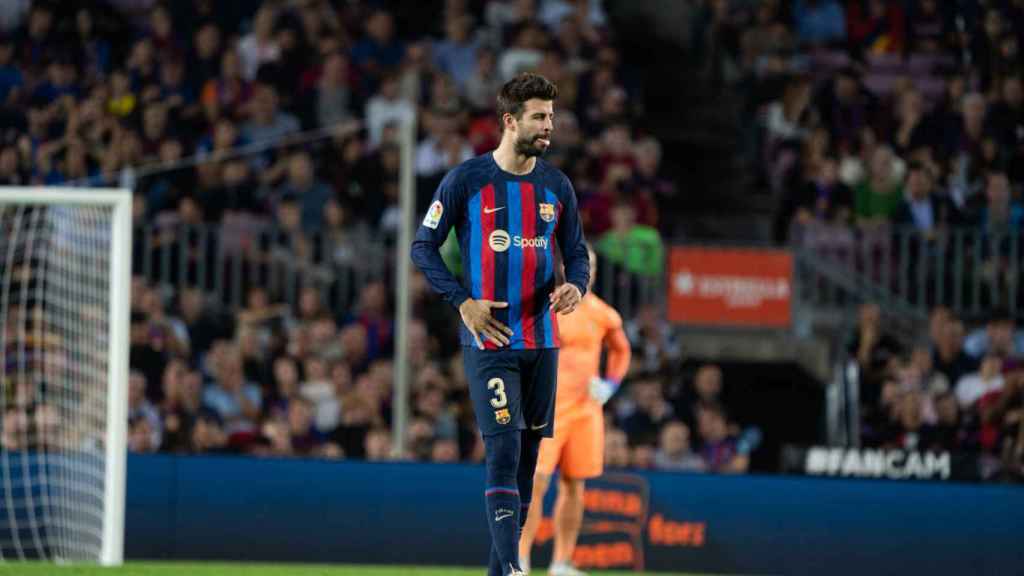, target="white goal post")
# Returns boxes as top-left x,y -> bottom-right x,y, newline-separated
0,188 -> 131,566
